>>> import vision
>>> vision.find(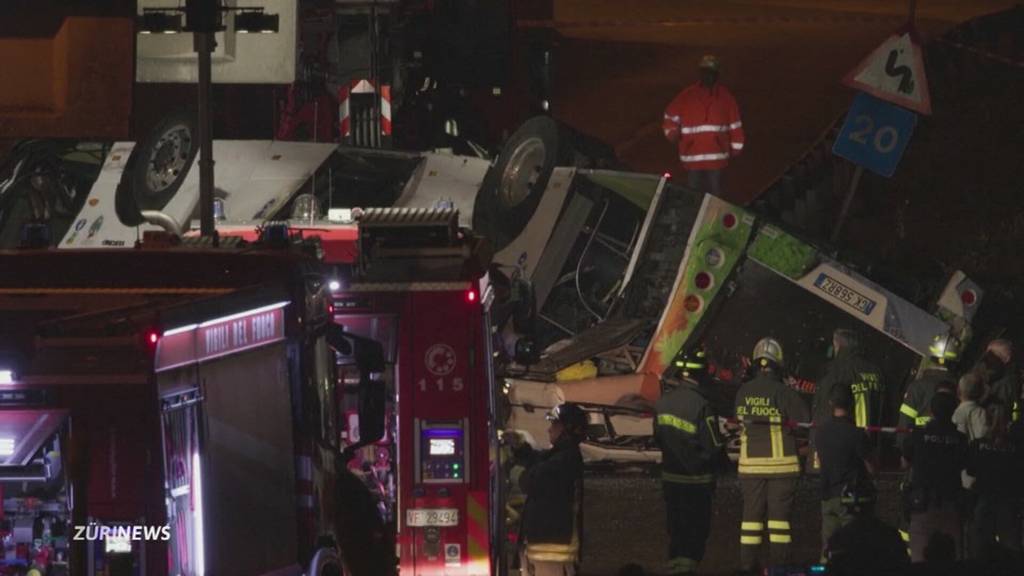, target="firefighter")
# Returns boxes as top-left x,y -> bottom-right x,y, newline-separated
734,337 -> 810,574
901,392 -> 969,562
811,328 -> 884,470
515,402 -> 586,576
975,339 -> 1021,427
662,54 -> 745,197
654,346 -> 724,576
898,334 -> 962,431
816,384 -> 873,562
